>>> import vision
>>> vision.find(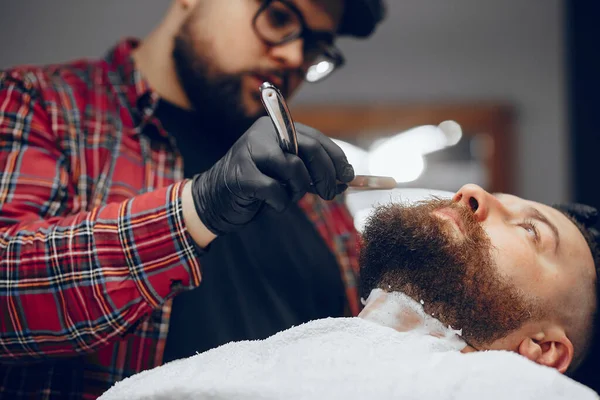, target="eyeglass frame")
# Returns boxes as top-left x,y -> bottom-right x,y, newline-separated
251,0 -> 346,82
